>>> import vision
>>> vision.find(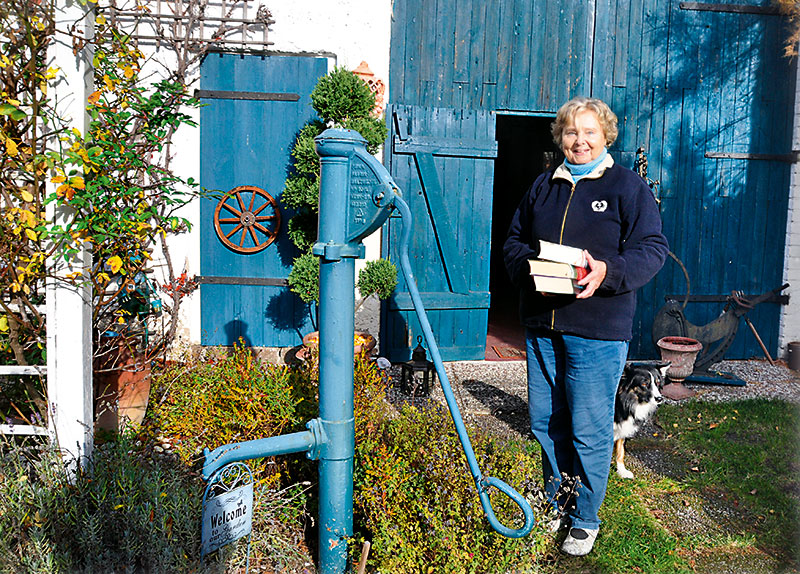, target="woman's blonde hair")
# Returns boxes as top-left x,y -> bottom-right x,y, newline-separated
551,97 -> 619,148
